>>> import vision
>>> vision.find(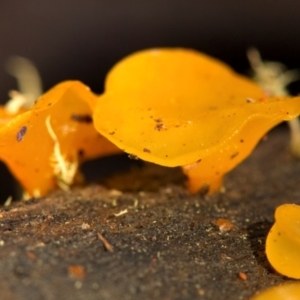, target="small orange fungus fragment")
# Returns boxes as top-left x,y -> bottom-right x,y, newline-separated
0,81 -> 119,197
68,265 -> 86,279
250,282 -> 300,300
93,48 -> 300,193
212,218 -> 234,232
266,204 -> 300,279
238,272 -> 247,281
